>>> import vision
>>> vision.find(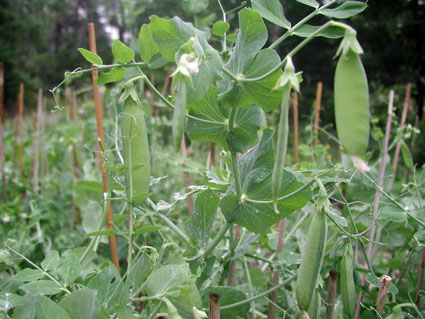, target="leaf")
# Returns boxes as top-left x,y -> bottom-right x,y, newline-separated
295,0 -> 319,8
212,21 -> 230,37
219,48 -> 284,112
77,48 -> 103,65
320,1 -> 368,19
251,0 -> 291,29
57,254 -> 81,285
14,269 -> 45,282
126,253 -> 153,289
378,206 -> 407,224
13,295 -> 72,319
112,40 -> 135,64
139,24 -> 159,63
220,129 -> 312,233
414,230 -> 425,246
96,68 -> 126,85
186,86 -> 263,150
59,288 -> 99,319
182,0 -> 209,14
86,229 -> 119,237
293,24 -> 345,39
189,189 -> 220,248
41,251 -> 60,272
401,142 -> 414,169
19,280 -> 63,296
201,287 -> 249,319
134,225 -> 162,235
326,207 -> 348,227
82,201 -> 105,236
